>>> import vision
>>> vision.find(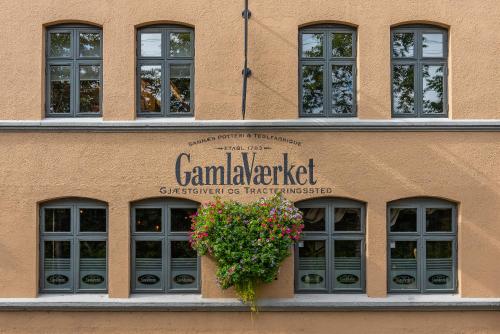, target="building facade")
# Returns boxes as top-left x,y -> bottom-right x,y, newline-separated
1,0 -> 500,333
